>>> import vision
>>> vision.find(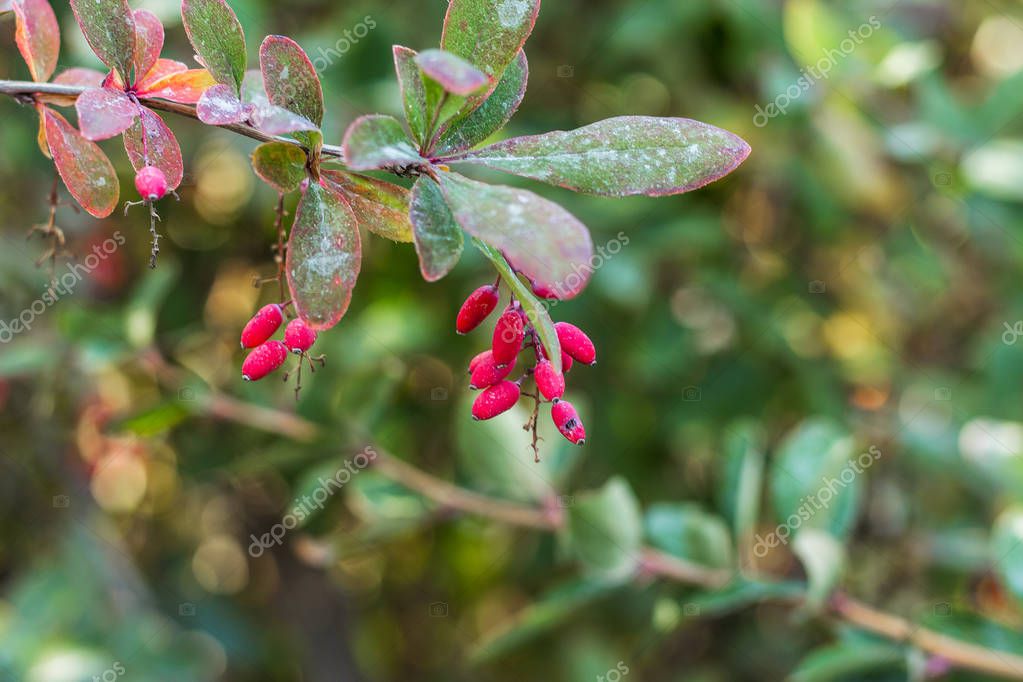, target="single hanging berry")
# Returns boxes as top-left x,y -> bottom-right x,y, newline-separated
551,400 -> 586,445
492,308 -> 525,366
471,381 -> 521,420
554,322 -> 596,365
470,352 -> 515,389
242,340 -> 289,381
240,303 -> 284,348
456,284 -> 499,334
534,358 -> 565,401
135,165 -> 168,202
284,318 -> 318,354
